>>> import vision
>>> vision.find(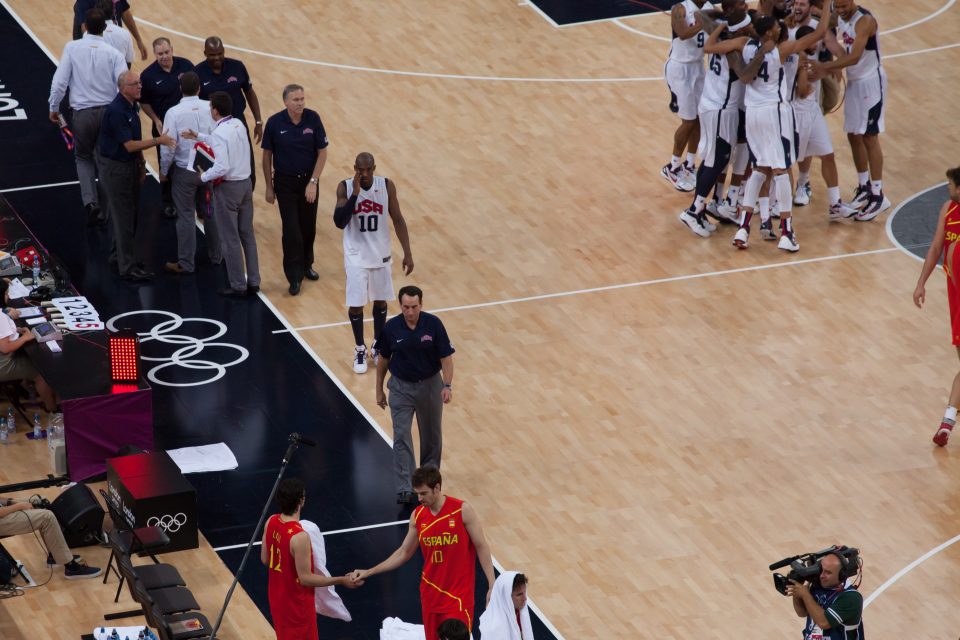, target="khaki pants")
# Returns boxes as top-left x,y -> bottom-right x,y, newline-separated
0,508 -> 73,565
